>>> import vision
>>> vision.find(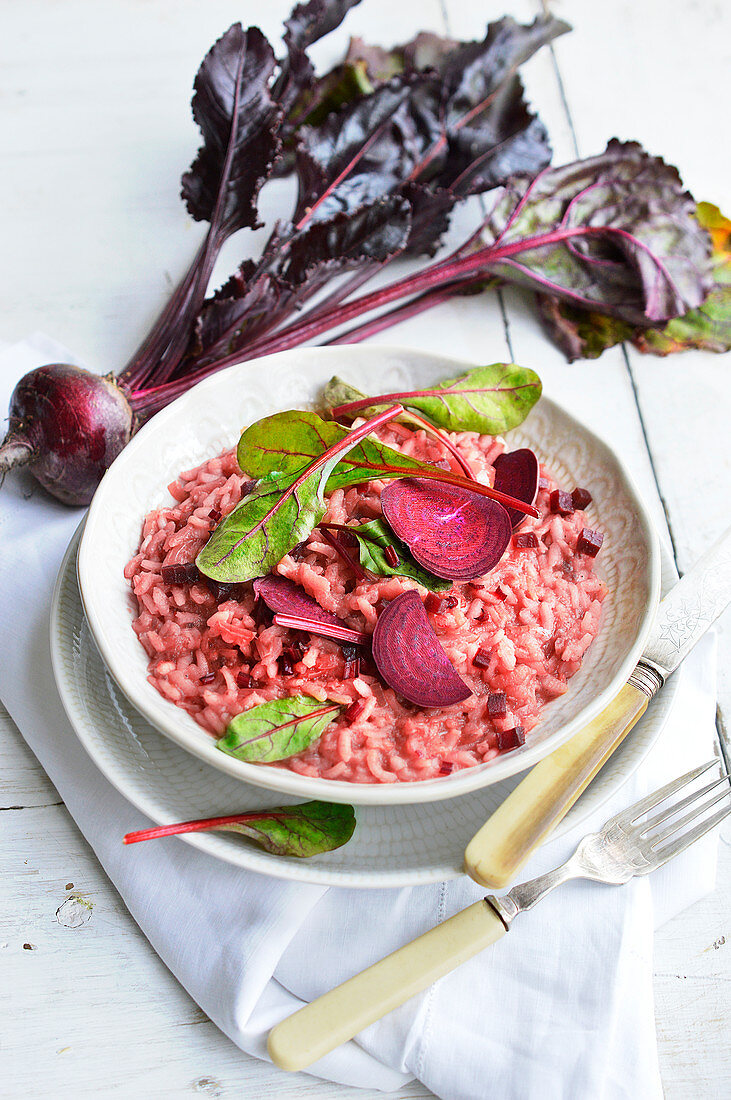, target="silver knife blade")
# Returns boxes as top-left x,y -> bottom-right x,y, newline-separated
641,524 -> 731,678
